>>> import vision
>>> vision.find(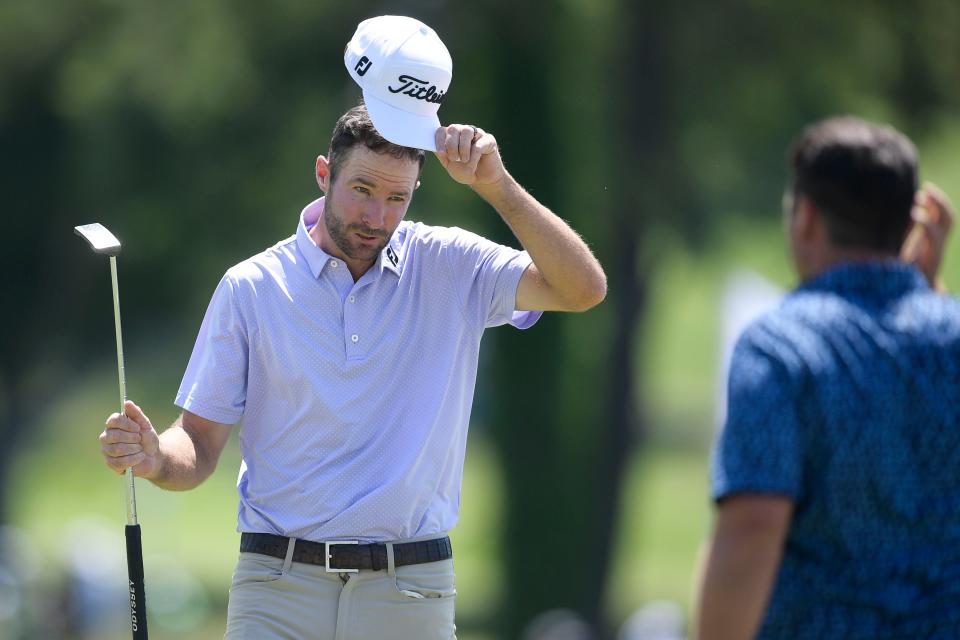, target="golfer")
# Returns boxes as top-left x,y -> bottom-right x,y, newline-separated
697,116 -> 958,638
98,16 -> 606,640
